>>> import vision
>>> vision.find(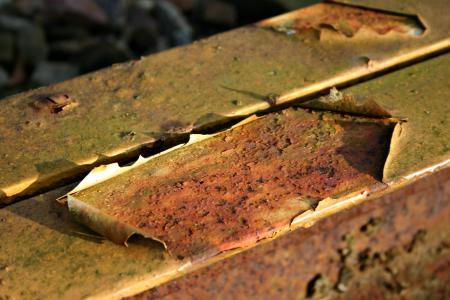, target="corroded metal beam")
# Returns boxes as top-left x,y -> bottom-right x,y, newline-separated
131,167 -> 450,300
0,0 -> 449,204
66,53 -> 450,260
0,51 -> 449,299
